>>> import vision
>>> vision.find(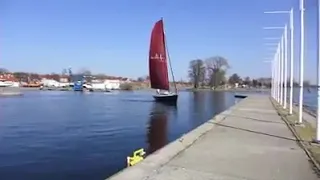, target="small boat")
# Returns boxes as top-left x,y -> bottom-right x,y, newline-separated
148,19 -> 178,104
234,94 -> 247,99
73,80 -> 83,92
